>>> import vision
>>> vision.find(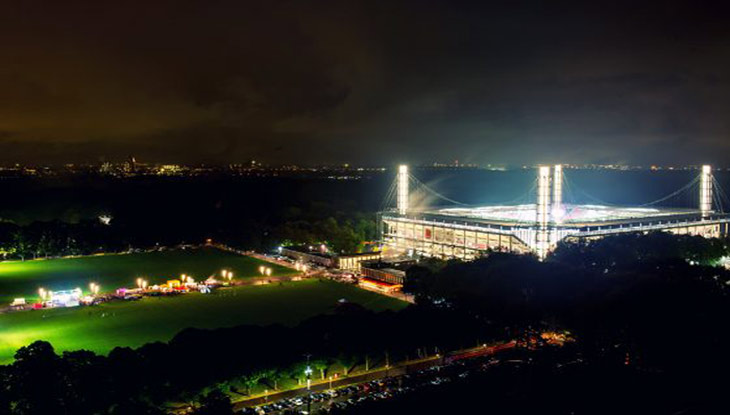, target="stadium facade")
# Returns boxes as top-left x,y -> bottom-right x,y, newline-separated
380,165 -> 730,260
